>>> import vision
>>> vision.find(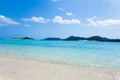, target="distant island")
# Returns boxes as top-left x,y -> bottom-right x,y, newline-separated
12,37 -> 34,40
44,37 -> 61,41
44,36 -> 120,42
11,36 -> 120,42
